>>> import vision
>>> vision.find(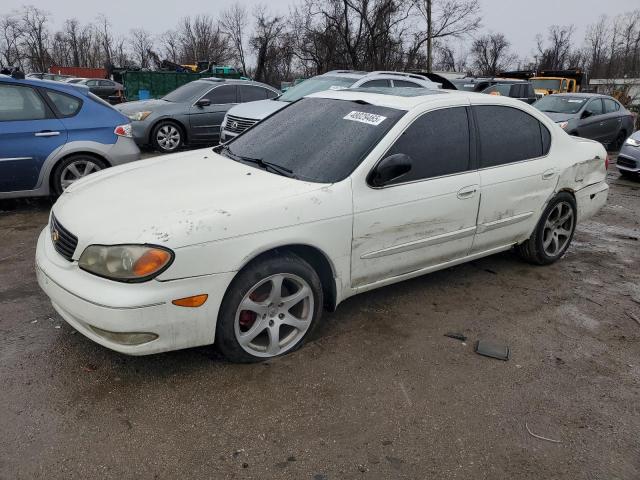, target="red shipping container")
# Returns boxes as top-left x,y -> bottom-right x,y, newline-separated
48,66 -> 108,79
